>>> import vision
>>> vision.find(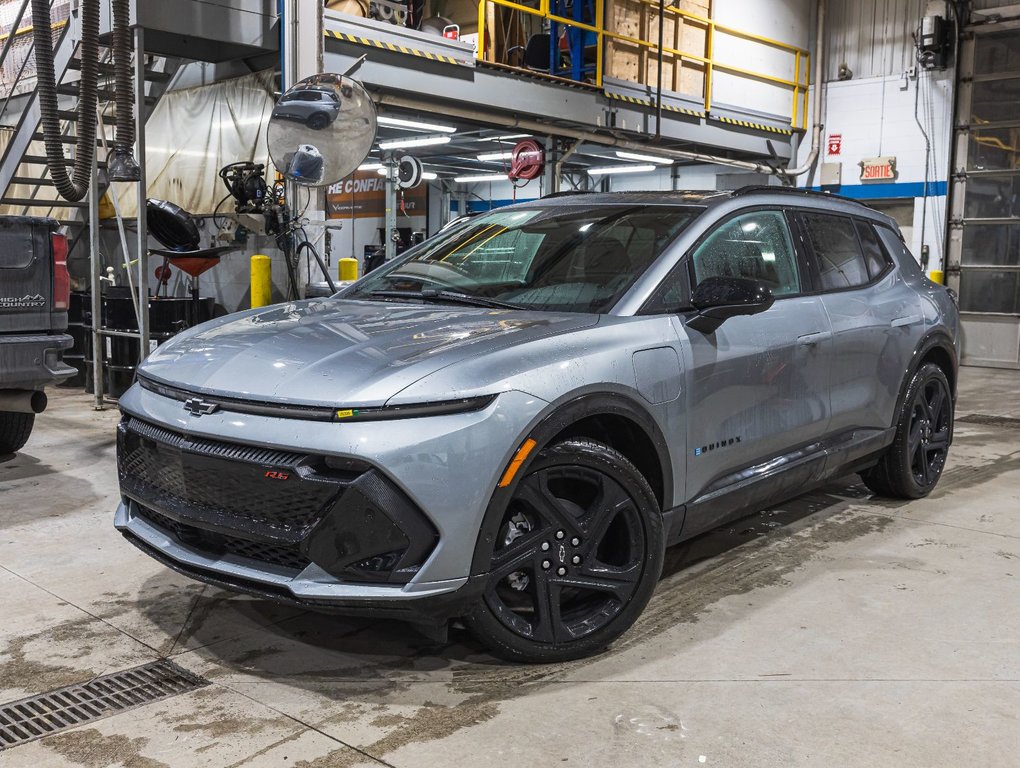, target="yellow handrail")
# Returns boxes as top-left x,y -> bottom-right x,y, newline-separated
477,0 -> 810,129
0,19 -> 68,45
